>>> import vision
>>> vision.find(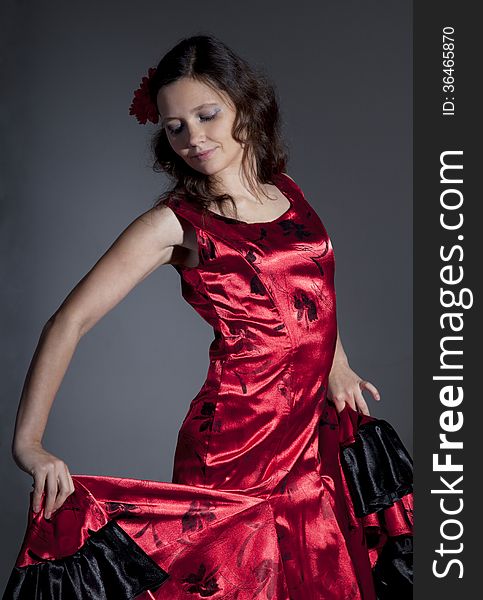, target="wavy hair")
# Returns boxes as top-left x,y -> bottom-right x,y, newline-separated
147,34 -> 289,217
